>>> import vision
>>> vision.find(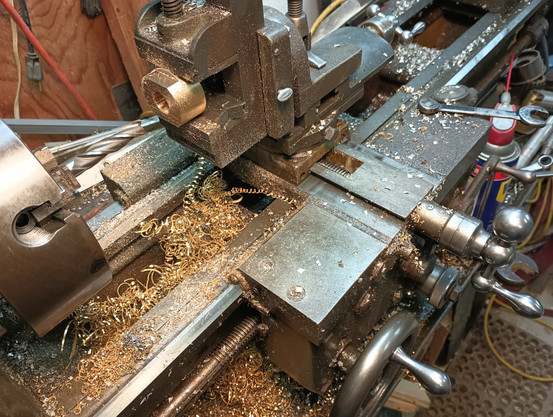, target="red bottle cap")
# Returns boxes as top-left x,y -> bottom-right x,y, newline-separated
488,103 -> 516,146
